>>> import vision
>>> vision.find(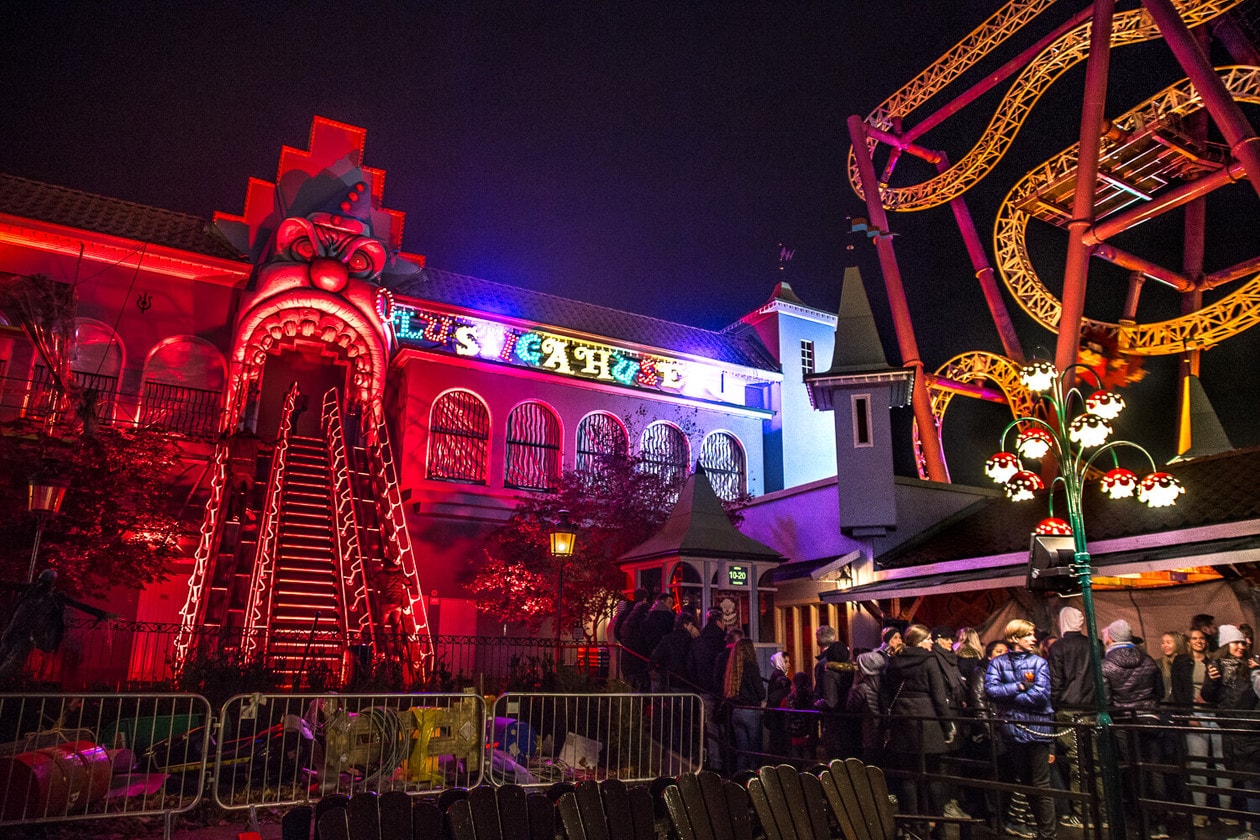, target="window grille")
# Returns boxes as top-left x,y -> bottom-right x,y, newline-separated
700,431 -> 746,501
576,412 -> 628,476
800,339 -> 815,375
505,402 -> 561,490
428,390 -> 490,483
640,422 -> 689,488
26,366 -> 118,425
